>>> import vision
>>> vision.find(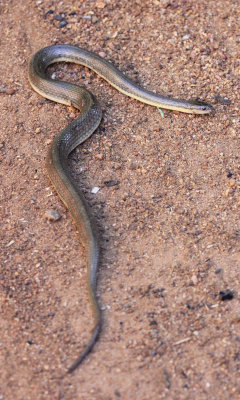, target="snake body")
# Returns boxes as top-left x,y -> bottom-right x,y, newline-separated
28,44 -> 213,373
